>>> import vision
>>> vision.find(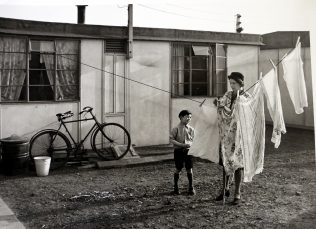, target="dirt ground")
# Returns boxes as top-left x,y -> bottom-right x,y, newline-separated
0,126 -> 315,229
